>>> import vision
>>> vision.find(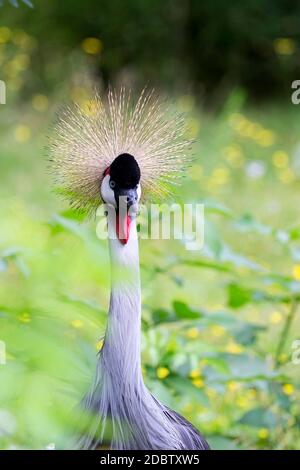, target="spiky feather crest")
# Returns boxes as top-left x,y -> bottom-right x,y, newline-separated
49,88 -> 192,216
